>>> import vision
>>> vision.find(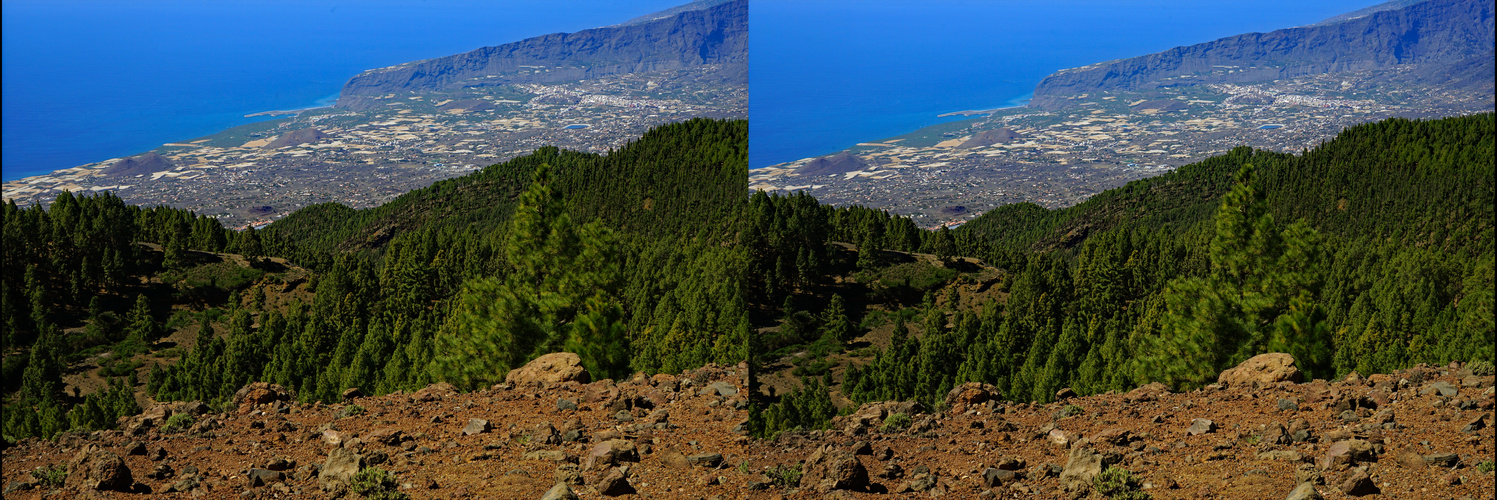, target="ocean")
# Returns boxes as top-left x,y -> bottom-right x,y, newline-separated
749,0 -> 1383,169
1,0 -> 686,182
